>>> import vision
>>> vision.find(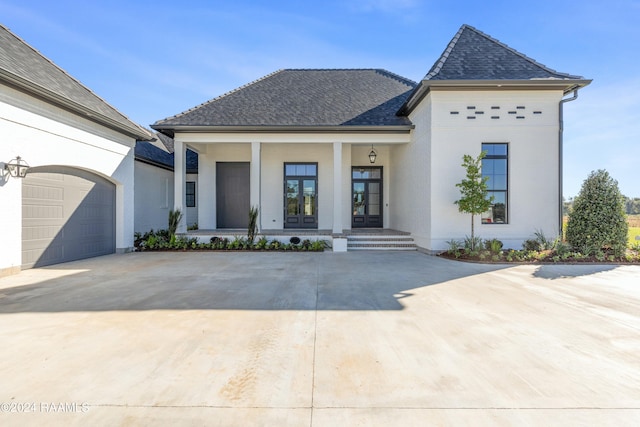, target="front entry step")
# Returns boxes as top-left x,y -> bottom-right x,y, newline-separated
347,234 -> 417,251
